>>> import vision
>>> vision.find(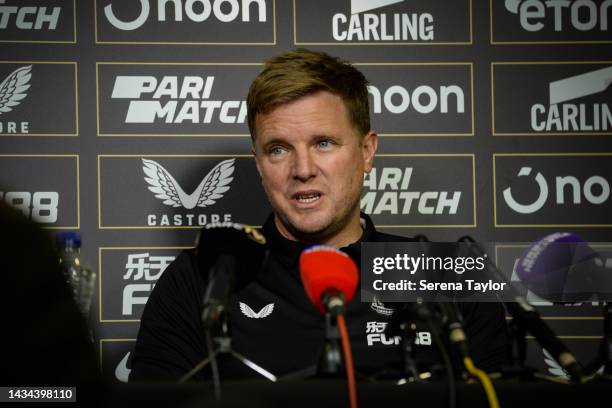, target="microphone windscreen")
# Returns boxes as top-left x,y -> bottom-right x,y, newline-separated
196,223 -> 267,287
299,245 -> 358,314
516,232 -> 596,302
